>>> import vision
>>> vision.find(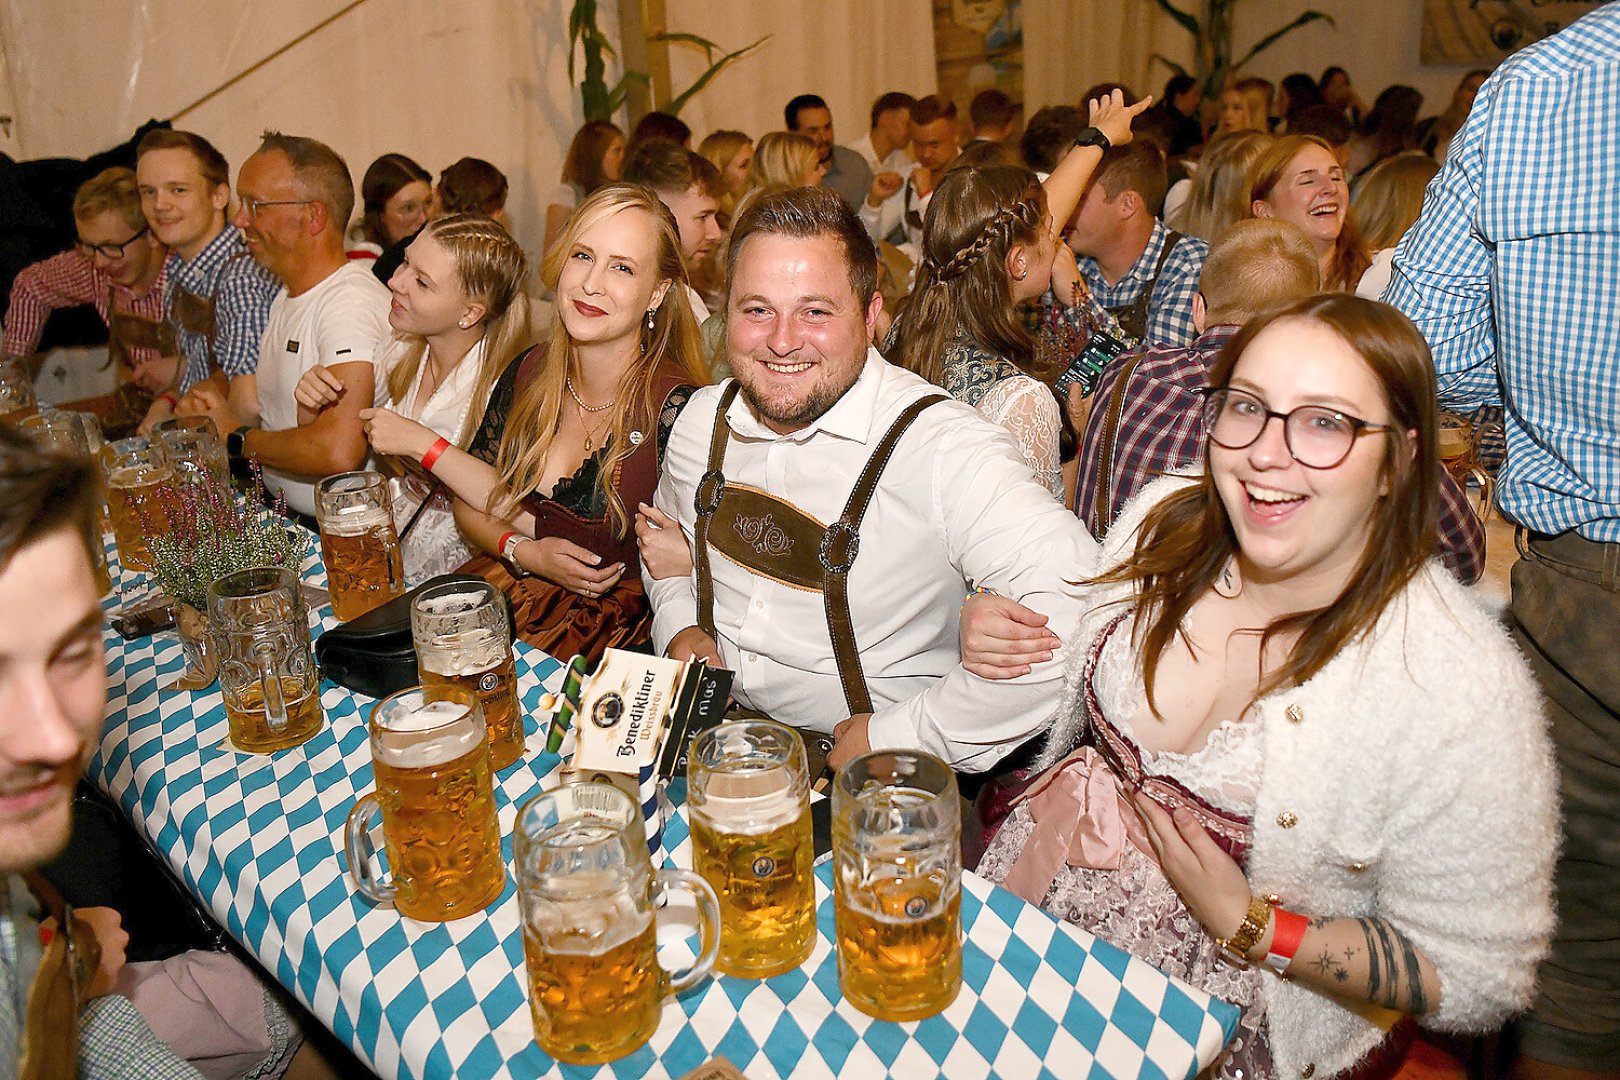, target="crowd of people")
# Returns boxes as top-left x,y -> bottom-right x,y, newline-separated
3,9 -> 1617,1079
